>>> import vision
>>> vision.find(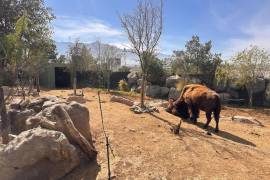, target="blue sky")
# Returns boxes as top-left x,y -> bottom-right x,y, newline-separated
45,0 -> 270,58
